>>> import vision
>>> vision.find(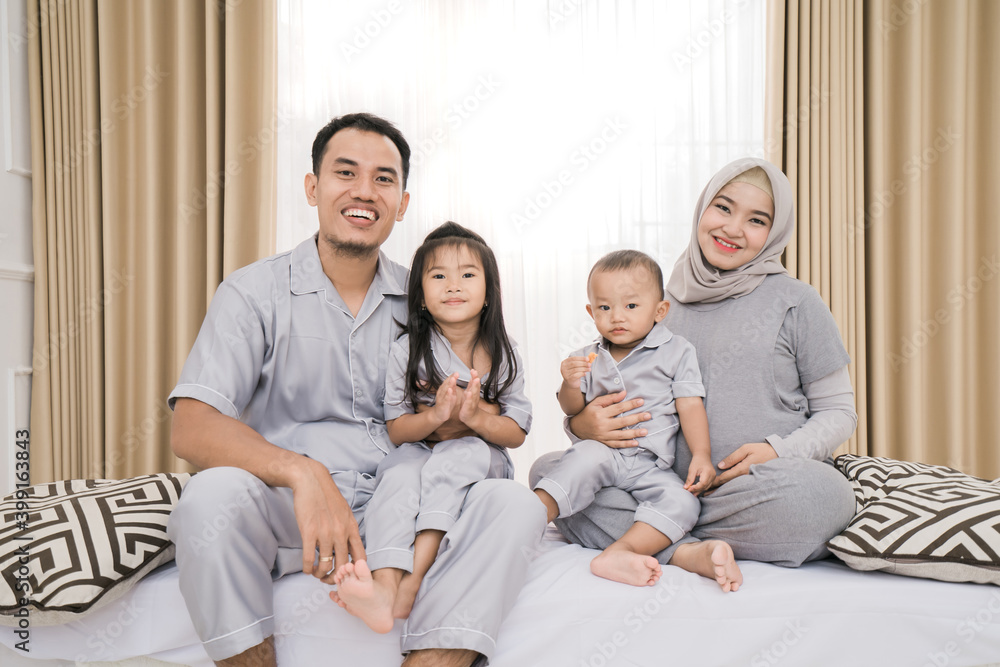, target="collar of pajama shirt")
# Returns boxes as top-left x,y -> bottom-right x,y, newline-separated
579,320 -> 705,463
